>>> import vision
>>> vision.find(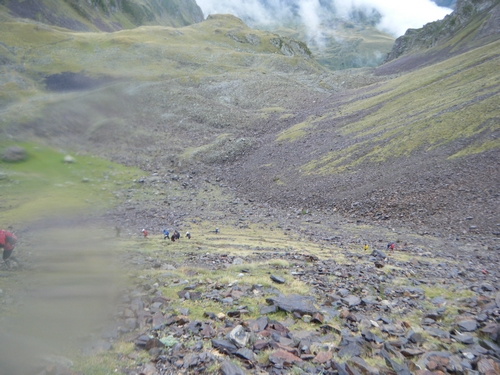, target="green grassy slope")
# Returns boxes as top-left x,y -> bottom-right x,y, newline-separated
0,142 -> 142,227
0,13 -> 320,100
300,40 -> 500,174
0,13 -> 325,166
